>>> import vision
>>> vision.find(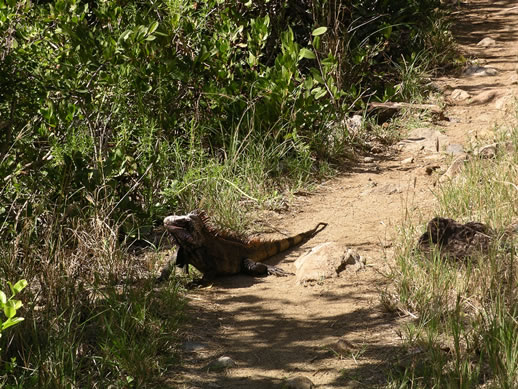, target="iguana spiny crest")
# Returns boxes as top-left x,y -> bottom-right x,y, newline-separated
159,210 -> 327,281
